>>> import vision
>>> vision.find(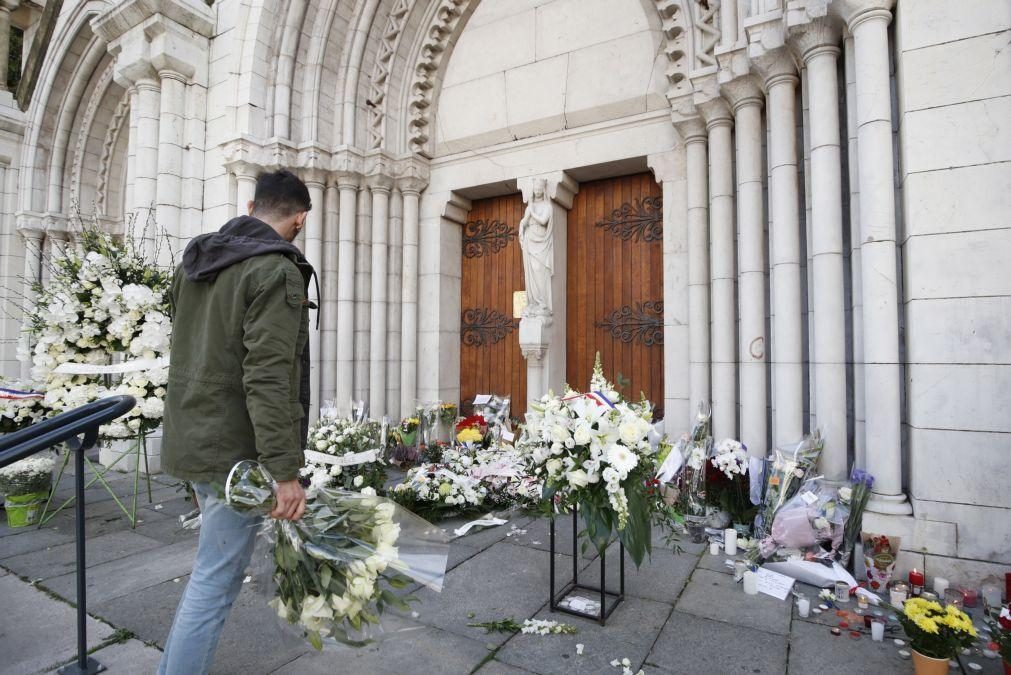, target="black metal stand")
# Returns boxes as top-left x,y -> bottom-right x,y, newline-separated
0,397 -> 134,675
548,509 -> 625,625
